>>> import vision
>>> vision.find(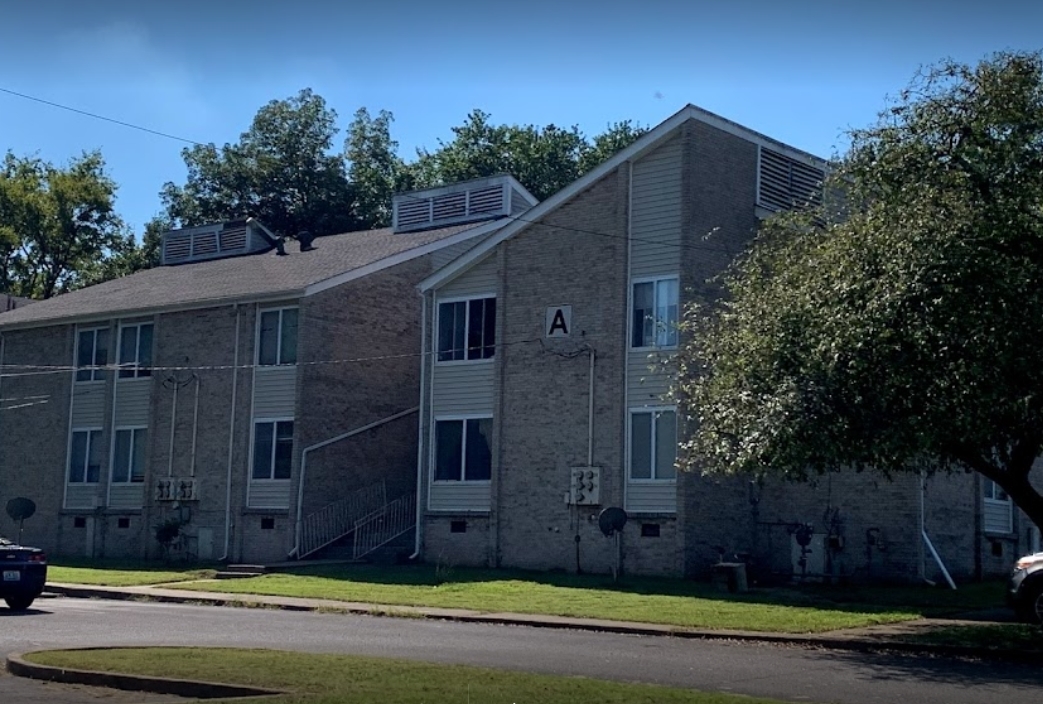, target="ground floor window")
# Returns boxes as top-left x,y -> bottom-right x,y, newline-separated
434,417 -> 492,481
629,408 -> 677,480
253,420 -> 294,480
69,429 -> 103,483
